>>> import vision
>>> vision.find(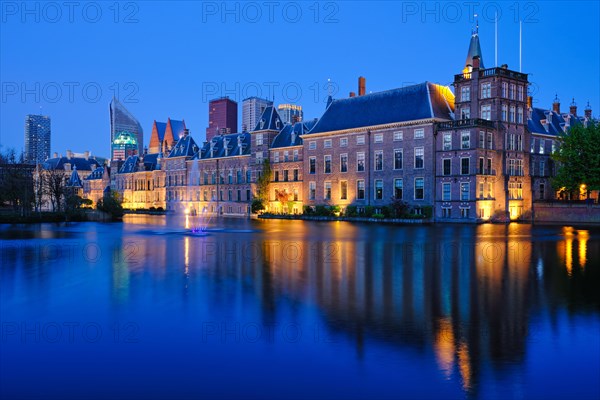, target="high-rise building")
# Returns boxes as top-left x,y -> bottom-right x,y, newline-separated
206,97 -> 238,140
277,104 -> 303,125
242,97 -> 273,132
24,114 -> 51,164
110,97 -> 144,159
